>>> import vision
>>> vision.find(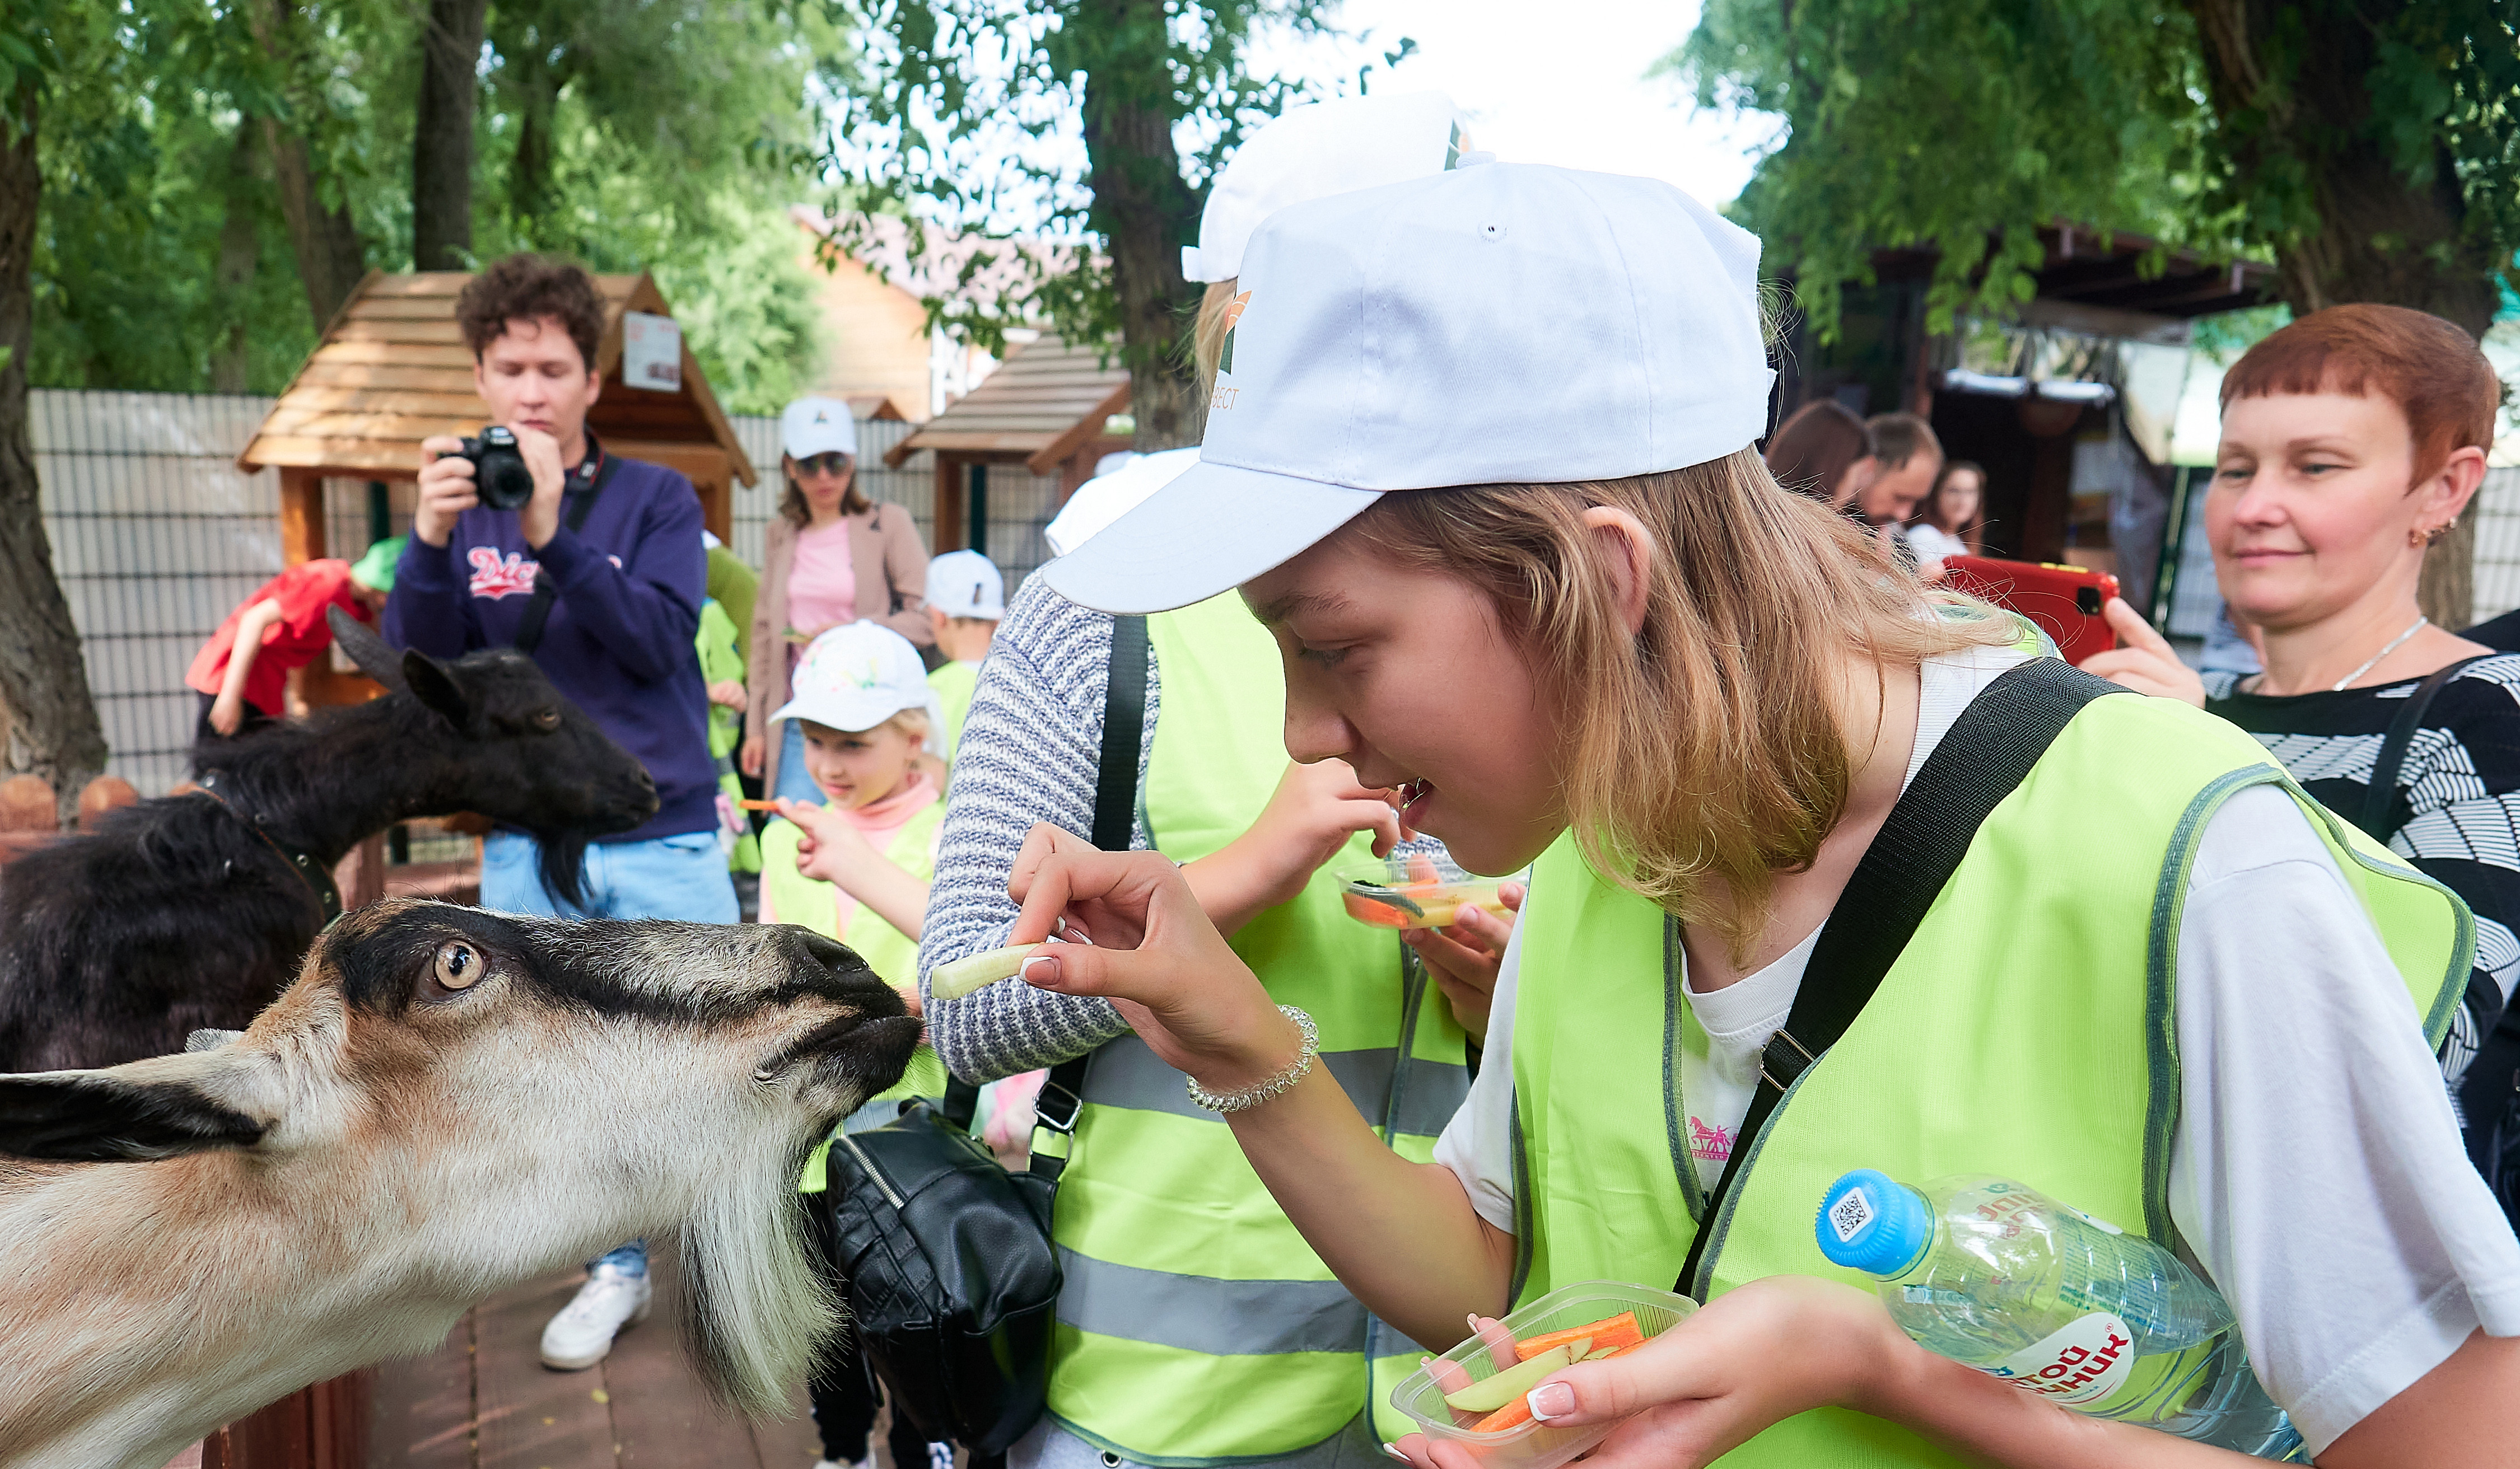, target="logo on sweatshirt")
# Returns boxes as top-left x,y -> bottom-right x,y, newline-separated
466,547 -> 542,599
